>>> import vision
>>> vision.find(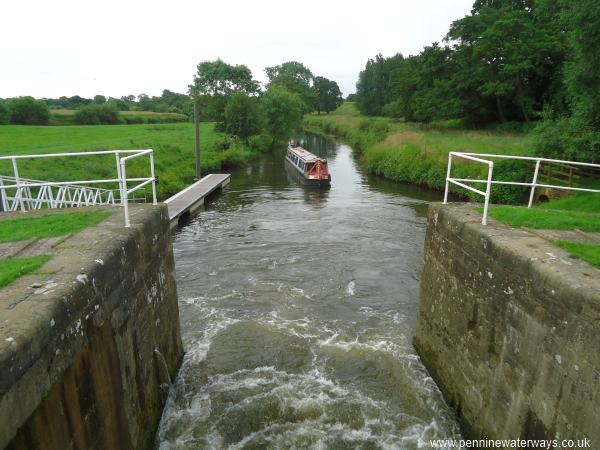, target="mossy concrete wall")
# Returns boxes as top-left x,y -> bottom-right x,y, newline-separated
414,203 -> 600,443
0,205 -> 183,450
